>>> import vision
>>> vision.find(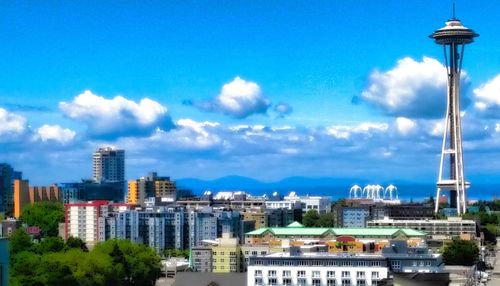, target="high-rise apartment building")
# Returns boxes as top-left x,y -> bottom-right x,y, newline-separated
0,163 -> 22,215
92,147 -> 125,183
